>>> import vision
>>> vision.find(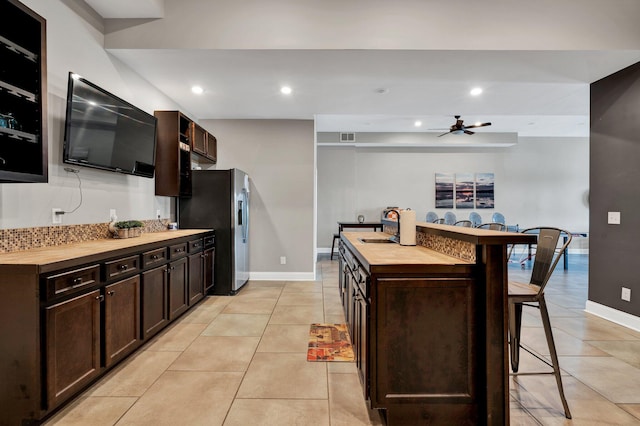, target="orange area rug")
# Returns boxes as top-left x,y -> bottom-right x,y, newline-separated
307,323 -> 354,362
